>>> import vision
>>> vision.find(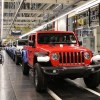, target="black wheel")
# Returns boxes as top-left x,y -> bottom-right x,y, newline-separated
84,71 -> 100,88
15,55 -> 19,65
22,61 -> 29,76
34,63 -> 47,92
